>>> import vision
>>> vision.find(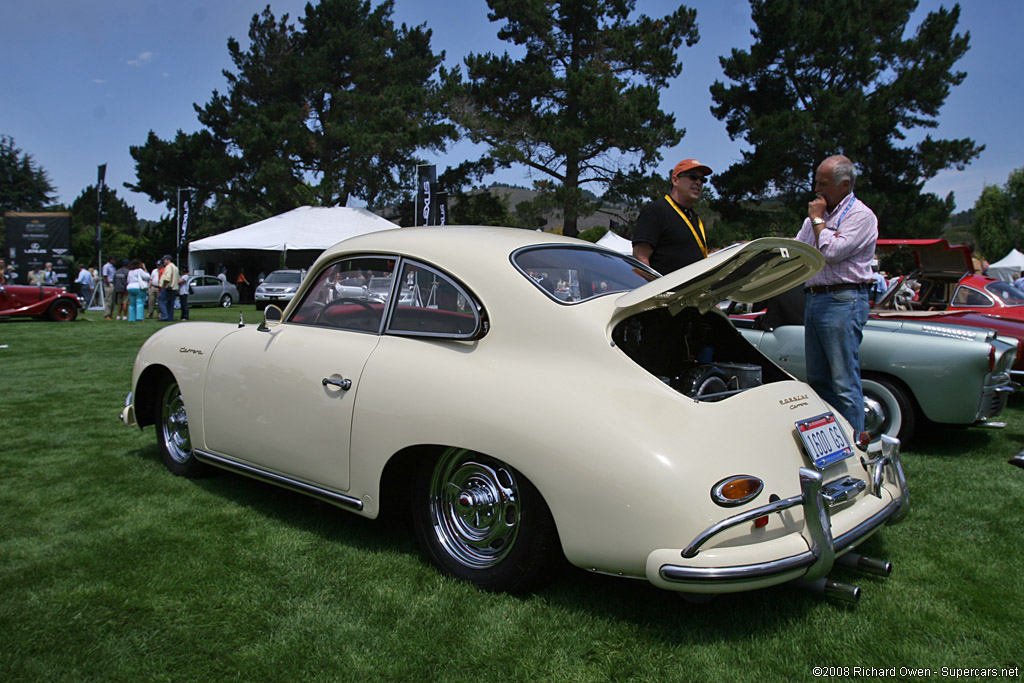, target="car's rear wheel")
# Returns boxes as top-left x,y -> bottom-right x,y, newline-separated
47,299 -> 77,322
220,294 -> 233,308
862,375 -> 916,451
156,376 -> 208,477
412,448 -> 560,593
